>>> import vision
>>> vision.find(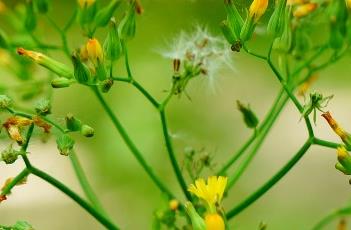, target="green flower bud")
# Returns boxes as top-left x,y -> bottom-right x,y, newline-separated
56,134 -> 75,156
185,202 -> 206,230
224,0 -> 244,39
25,0 -> 37,32
17,48 -> 74,79
35,0 -> 50,14
240,16 -> 256,42
220,20 -> 236,45
292,28 -> 311,59
100,78 -> 114,93
34,98 -> 51,116
273,7 -> 292,52
119,2 -> 136,40
51,78 -> 74,88
0,28 -> 9,49
95,0 -> 122,27
267,0 -> 287,38
1,145 -> 21,164
104,18 -> 123,61
78,1 -> 97,26
335,162 -> 351,175
0,95 -> 12,109
336,146 -> 351,175
12,221 -> 35,230
72,52 -> 92,84
96,62 -> 107,81
65,113 -> 82,132
237,100 -> 259,129
81,124 -> 94,137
